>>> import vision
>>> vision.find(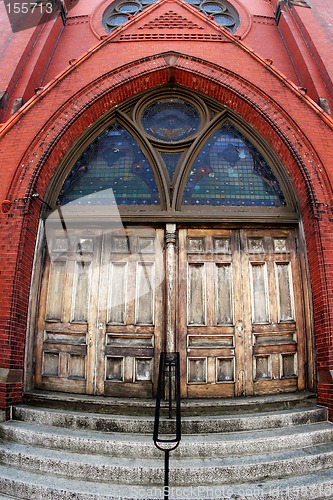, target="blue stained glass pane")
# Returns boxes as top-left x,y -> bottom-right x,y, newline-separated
106,15 -> 129,27
58,123 -> 160,206
182,124 -> 286,207
214,14 -> 235,26
142,98 -> 200,142
160,152 -> 182,179
118,3 -> 140,13
202,3 -> 226,14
